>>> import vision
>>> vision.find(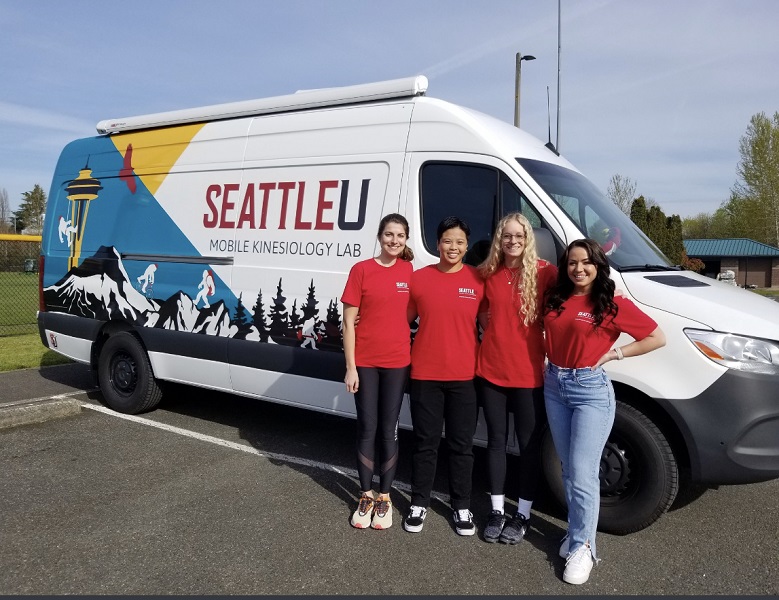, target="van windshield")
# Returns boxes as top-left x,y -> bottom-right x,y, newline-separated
517,158 -> 673,270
